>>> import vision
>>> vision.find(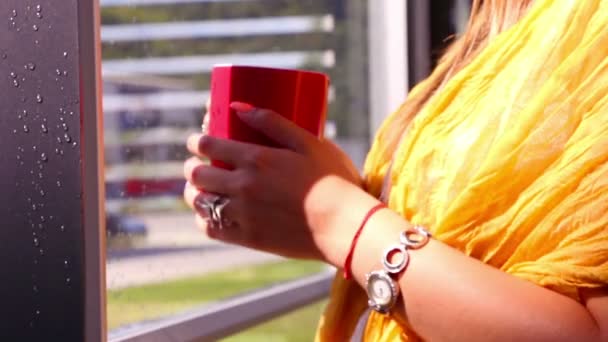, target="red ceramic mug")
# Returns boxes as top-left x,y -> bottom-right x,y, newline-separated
208,65 -> 329,168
